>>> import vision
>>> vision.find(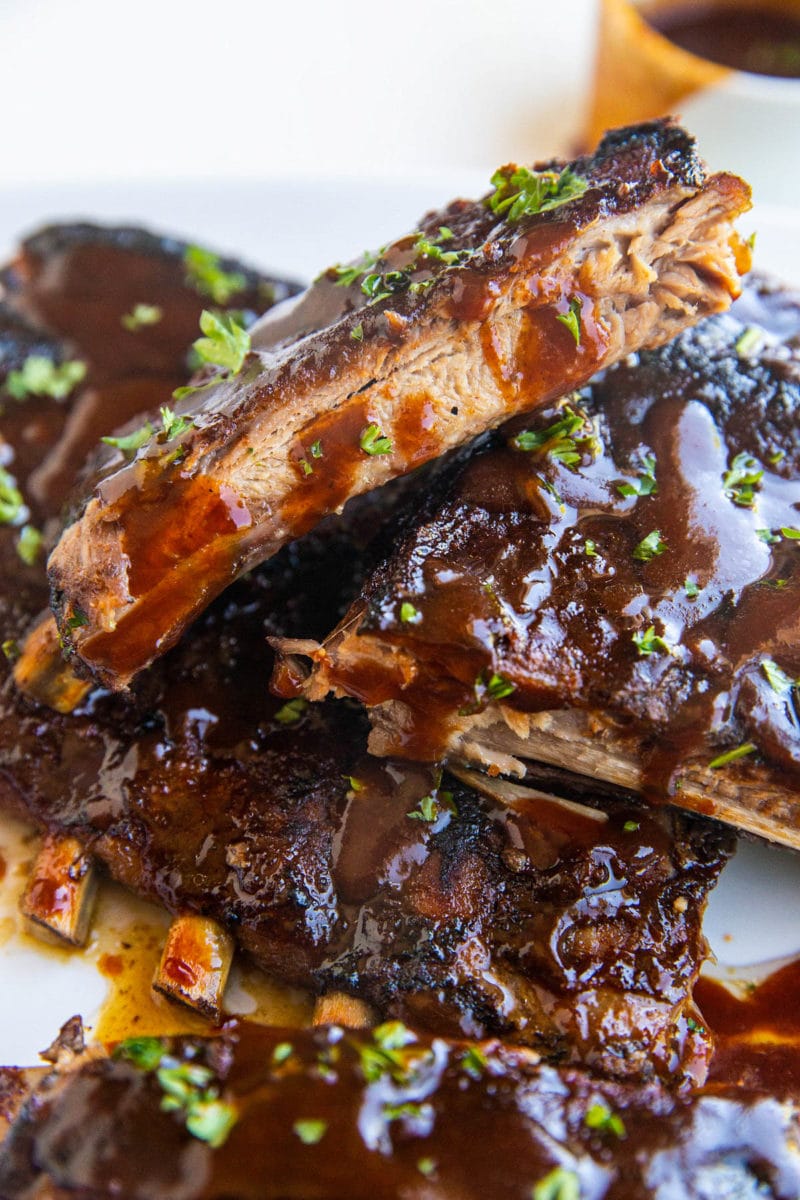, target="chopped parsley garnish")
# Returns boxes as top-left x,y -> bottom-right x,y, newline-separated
532,1166 -> 581,1200
781,526 -> 800,539
708,742 -> 757,769
632,625 -> 671,657
461,1045 -> 487,1080
400,601 -> 421,623
723,452 -> 763,508
734,326 -> 762,358
487,165 -> 588,222
408,789 -> 457,823
310,440 -> 323,459
64,608 -> 89,634
616,453 -> 657,498
157,1061 -> 236,1148
761,658 -> 797,696
101,421 -> 155,456
684,577 -> 700,598
184,245 -> 246,305
0,466 -> 24,525
274,697 -> 308,724
293,1118 -> 327,1145
333,250 -> 380,289
299,458 -> 313,476
5,356 -> 86,401
584,539 -> 598,557
351,323 -> 364,341
633,529 -> 666,562
115,1036 -> 166,1071
272,1041 -> 294,1065
623,820 -> 640,832
686,1016 -> 707,1033
357,1021 -> 428,1086
556,297 -> 582,346
160,405 -> 194,441
193,309 -> 251,374
16,524 -> 42,566
361,270 -> 410,303
585,1101 -> 626,1138
768,449 -> 785,465
475,669 -> 516,703
360,424 -> 393,456
383,1101 -> 431,1123
417,1158 -> 437,1178
757,528 -> 781,545
512,406 -> 591,467
2,639 -> 20,663
348,775 -> 363,792
412,226 -> 469,267
122,303 -> 163,332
